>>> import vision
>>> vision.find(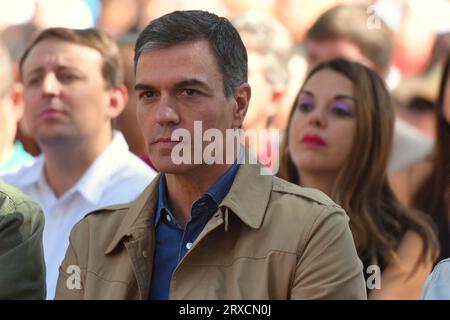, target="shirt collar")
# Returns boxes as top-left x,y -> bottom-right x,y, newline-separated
154,146 -> 243,226
74,131 -> 131,204
7,154 -> 45,188
11,131 -> 130,204
105,148 -> 273,254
